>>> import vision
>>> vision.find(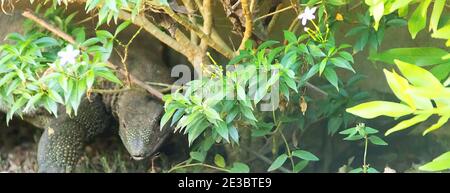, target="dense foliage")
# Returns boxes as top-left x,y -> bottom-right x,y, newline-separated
0,0 -> 448,172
